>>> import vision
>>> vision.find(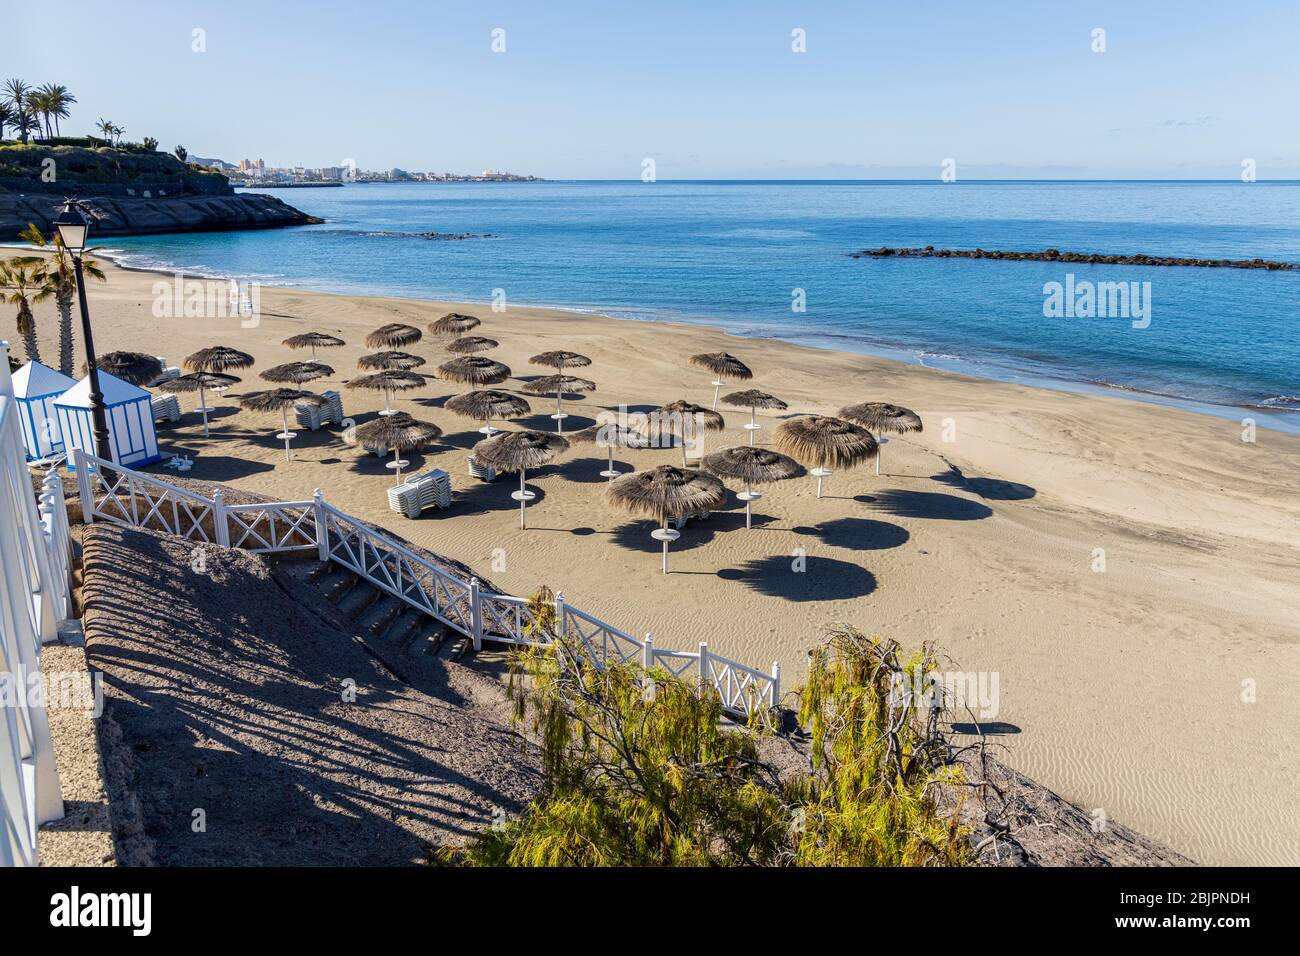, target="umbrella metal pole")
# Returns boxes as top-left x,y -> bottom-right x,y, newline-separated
711,377 -> 723,412
281,408 -> 291,461
662,517 -> 669,574
199,381 -> 210,438
874,431 -> 880,476
519,470 -> 527,529
745,480 -> 752,528
749,407 -> 756,445
393,447 -> 402,485
607,447 -> 615,480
